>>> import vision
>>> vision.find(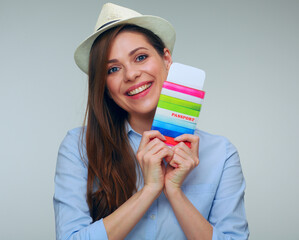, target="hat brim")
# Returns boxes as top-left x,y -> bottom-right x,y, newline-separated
74,15 -> 176,74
